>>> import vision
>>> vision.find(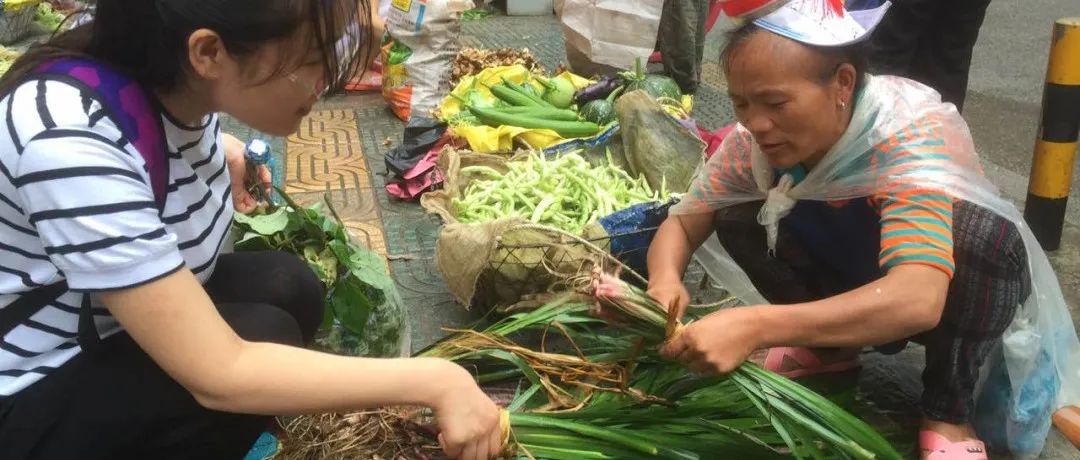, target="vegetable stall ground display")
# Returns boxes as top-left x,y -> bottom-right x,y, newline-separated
437,58 -> 692,155
231,192 -> 408,358
421,147 -> 676,310
452,151 -> 668,234
274,275 -> 905,460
